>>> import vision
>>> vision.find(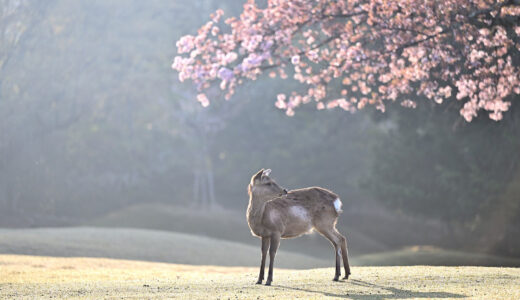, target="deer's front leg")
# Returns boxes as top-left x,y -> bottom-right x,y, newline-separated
265,233 -> 280,286
256,236 -> 270,284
